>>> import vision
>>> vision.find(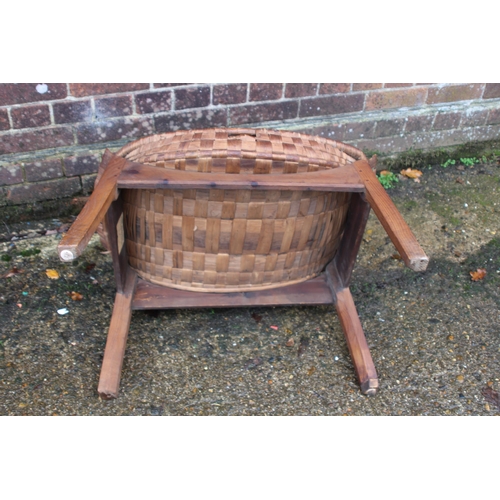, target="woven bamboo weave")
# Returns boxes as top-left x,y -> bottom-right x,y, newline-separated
101,128 -> 367,292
